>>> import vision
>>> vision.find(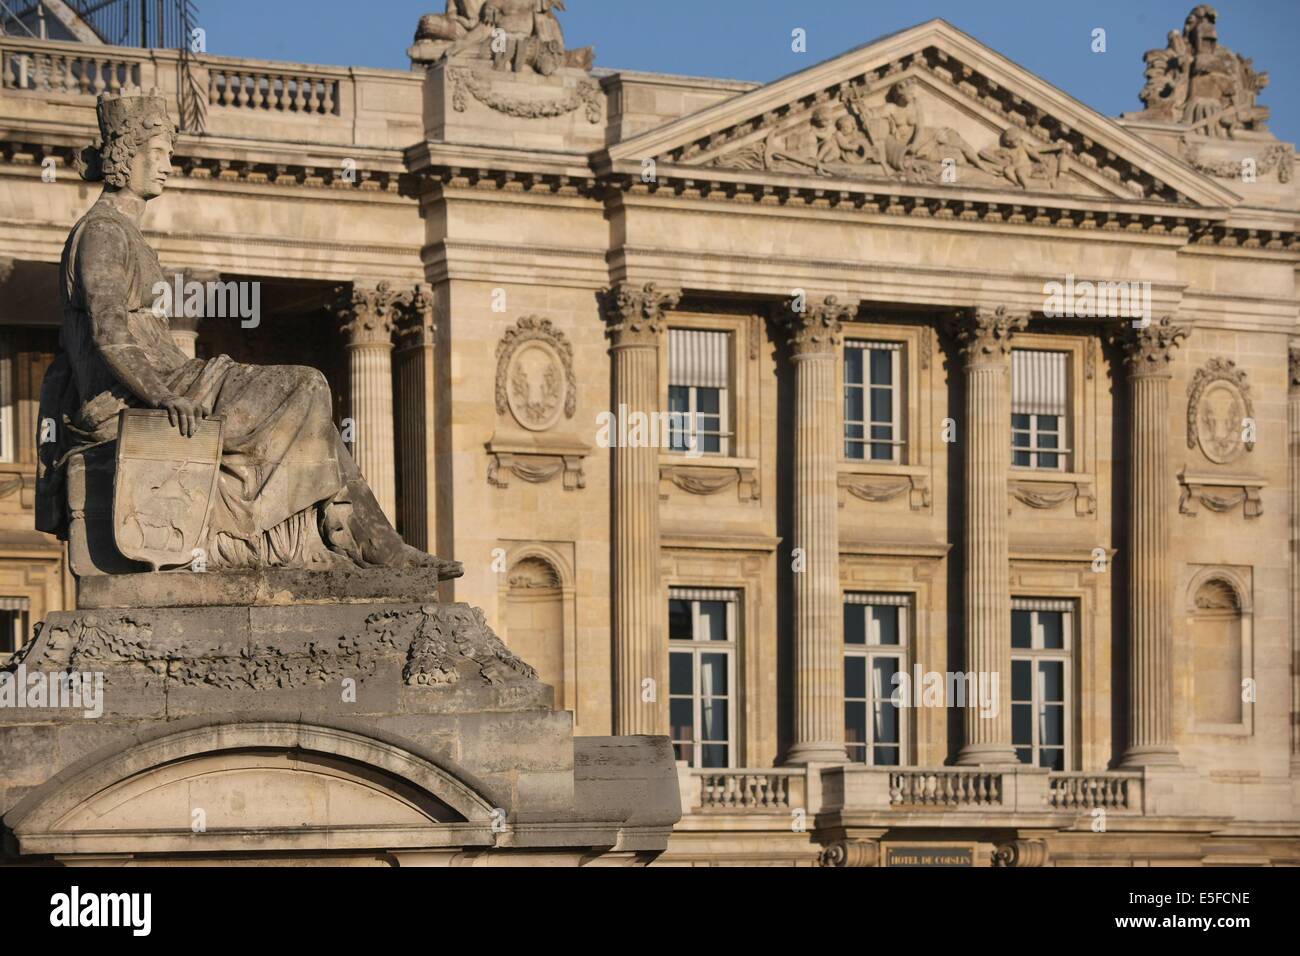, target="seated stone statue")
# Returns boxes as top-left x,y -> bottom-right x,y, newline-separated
37,89 -> 462,578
